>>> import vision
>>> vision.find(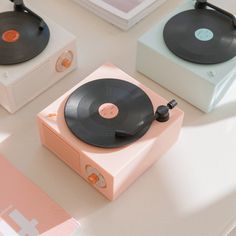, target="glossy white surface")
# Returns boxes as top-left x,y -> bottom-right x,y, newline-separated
0,0 -> 236,235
